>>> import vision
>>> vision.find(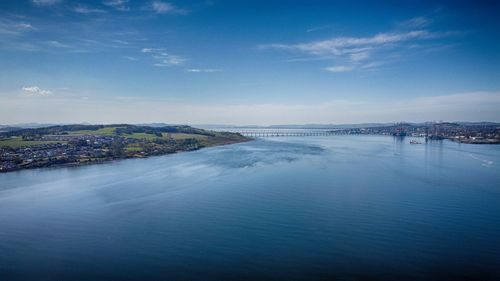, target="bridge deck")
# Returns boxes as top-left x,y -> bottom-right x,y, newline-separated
218,130 -> 348,137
